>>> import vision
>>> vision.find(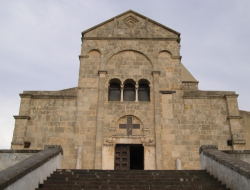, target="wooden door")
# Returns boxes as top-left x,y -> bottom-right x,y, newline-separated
114,144 -> 130,170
